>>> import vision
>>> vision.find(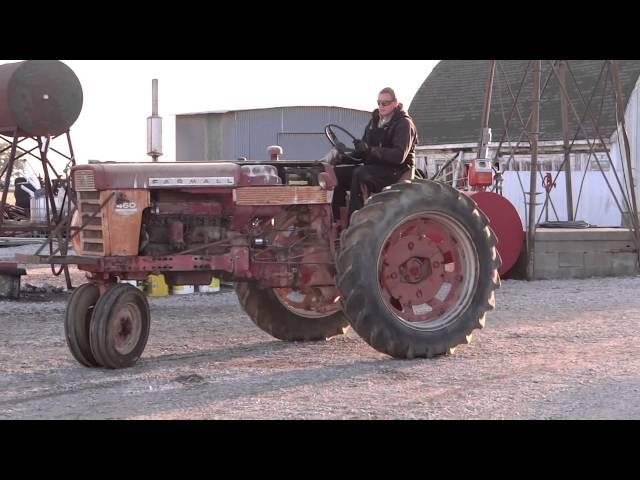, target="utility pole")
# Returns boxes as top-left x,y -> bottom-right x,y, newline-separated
559,60 -> 574,221
526,60 -> 541,280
